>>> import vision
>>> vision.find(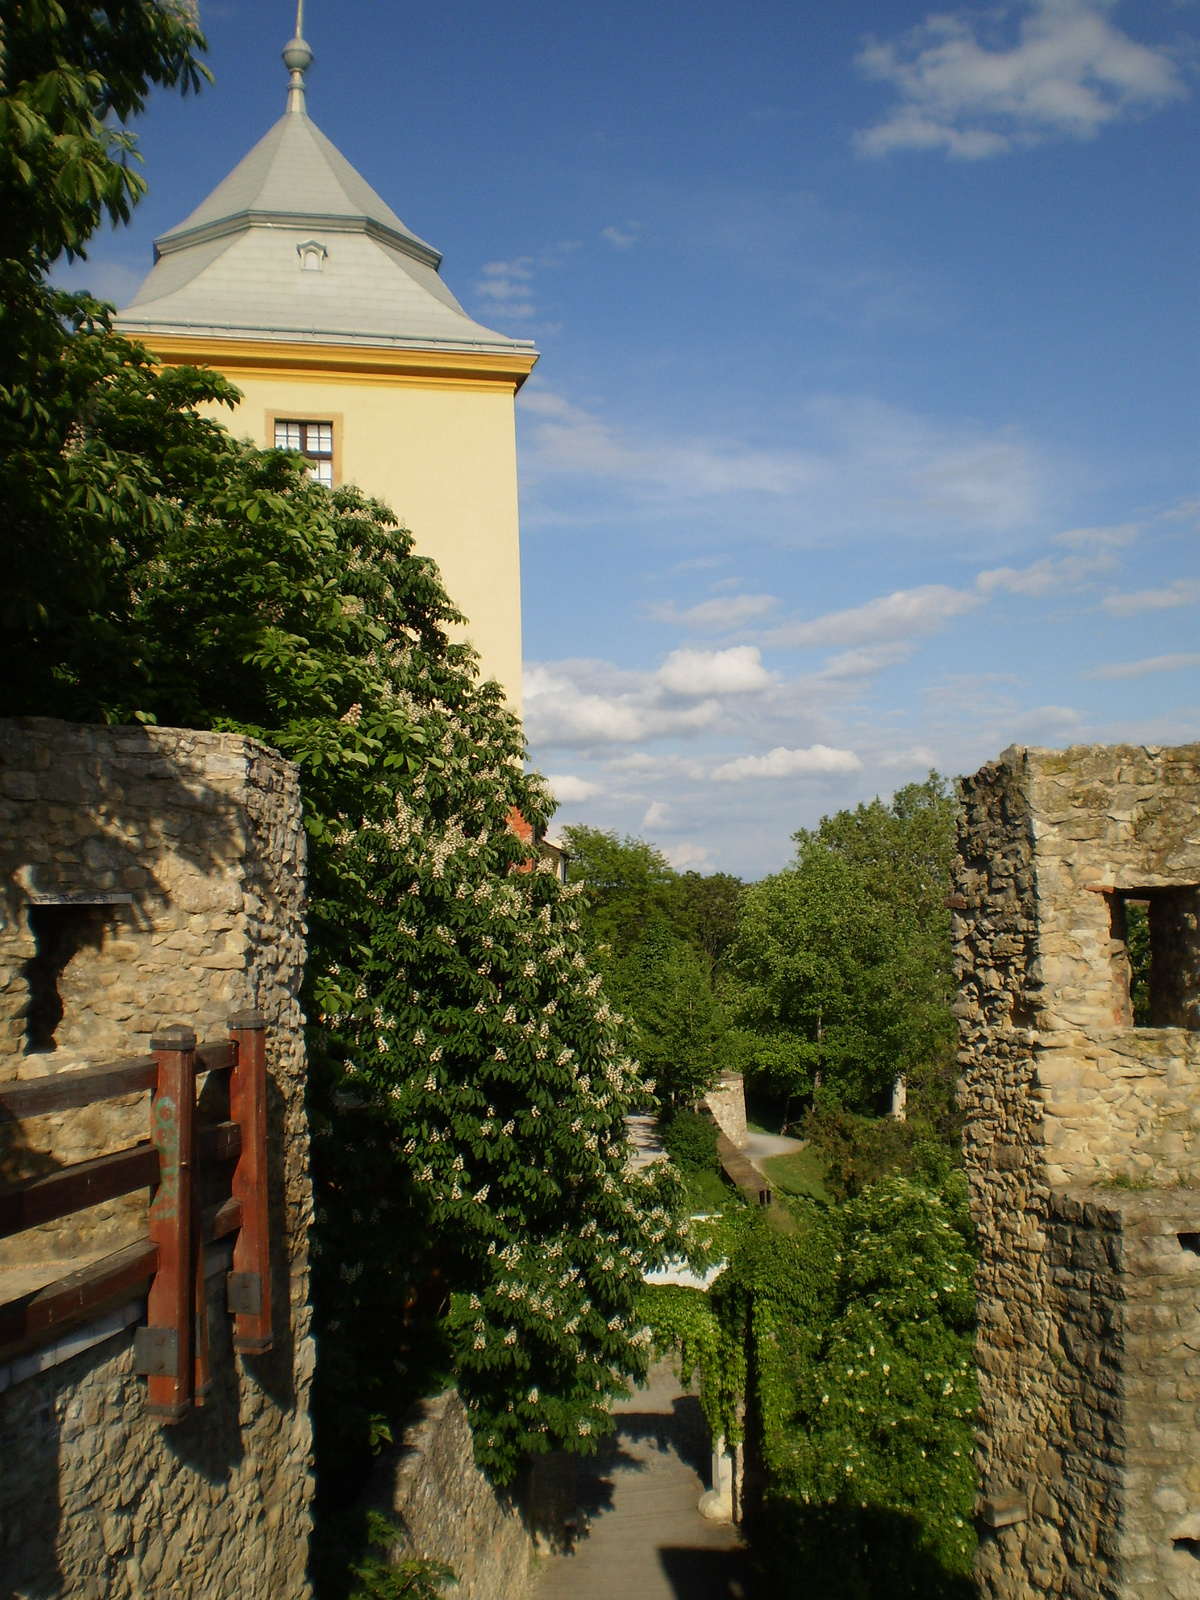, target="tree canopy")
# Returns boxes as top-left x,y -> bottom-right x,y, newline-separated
562,827 -> 744,1108
734,776 -> 958,1115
